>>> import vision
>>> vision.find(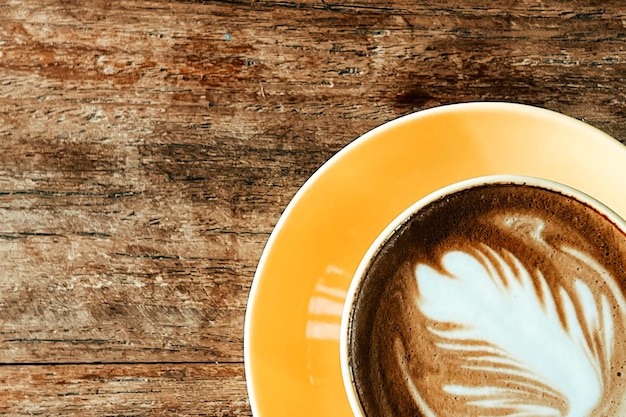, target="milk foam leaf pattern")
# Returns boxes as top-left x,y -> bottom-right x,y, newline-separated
413,245 -> 613,417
